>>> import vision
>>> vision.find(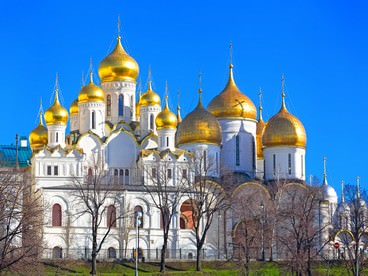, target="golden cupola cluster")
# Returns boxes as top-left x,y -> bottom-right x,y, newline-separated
208,65 -> 257,120
98,36 -> 139,83
140,81 -> 161,107
156,96 -> 178,130
69,99 -> 79,115
29,112 -> 48,150
177,91 -> 222,146
262,94 -> 306,148
44,89 -> 69,126
256,105 -> 266,159
78,72 -> 104,103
